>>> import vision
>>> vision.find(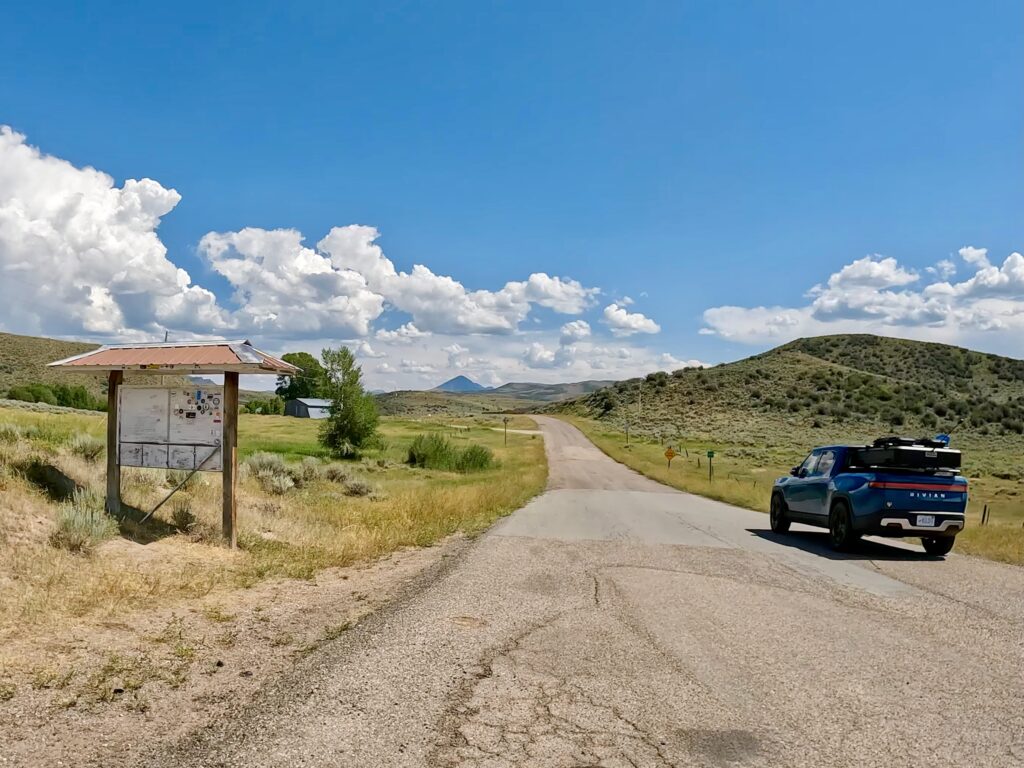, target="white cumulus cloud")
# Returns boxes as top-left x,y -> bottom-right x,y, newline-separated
602,303 -> 661,336
560,320 -> 591,344
0,126 -> 227,339
0,127 -> 600,344
701,247 -> 1024,351
375,322 -> 429,343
